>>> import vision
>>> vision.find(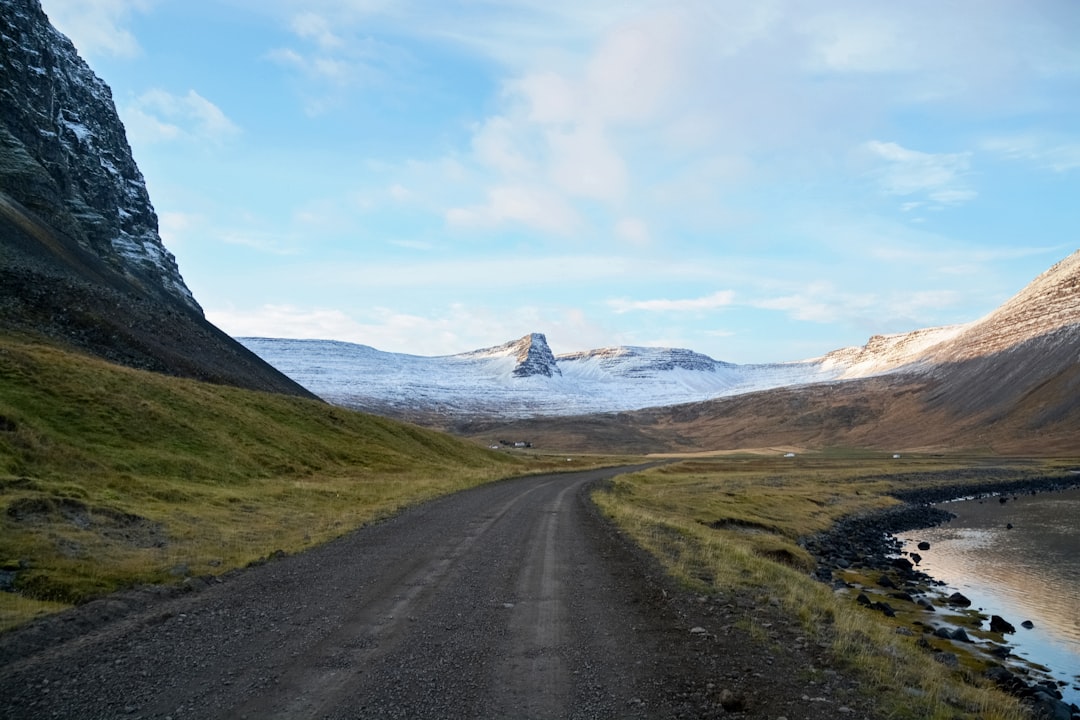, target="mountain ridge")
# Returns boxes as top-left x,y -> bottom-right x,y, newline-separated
242,249 -> 1080,452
